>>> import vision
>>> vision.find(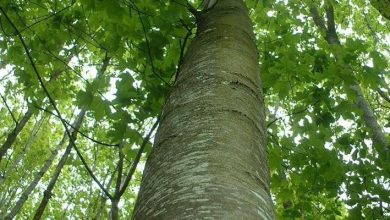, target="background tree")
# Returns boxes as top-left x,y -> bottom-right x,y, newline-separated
0,0 -> 389,219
